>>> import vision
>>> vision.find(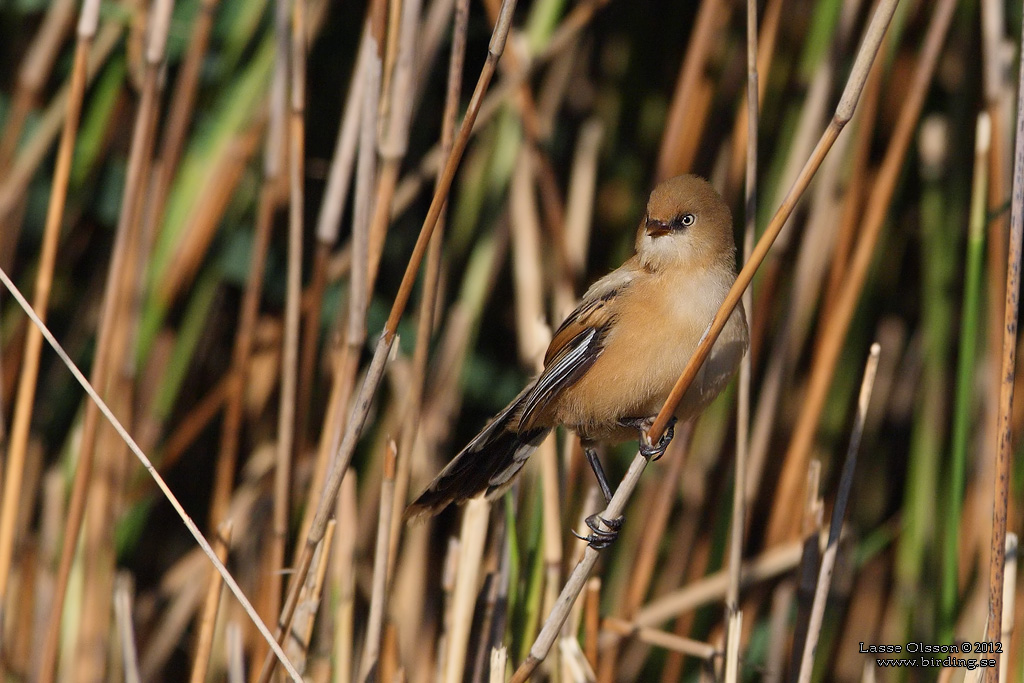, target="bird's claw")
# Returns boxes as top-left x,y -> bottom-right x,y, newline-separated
640,418 -> 676,461
572,513 -> 624,550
